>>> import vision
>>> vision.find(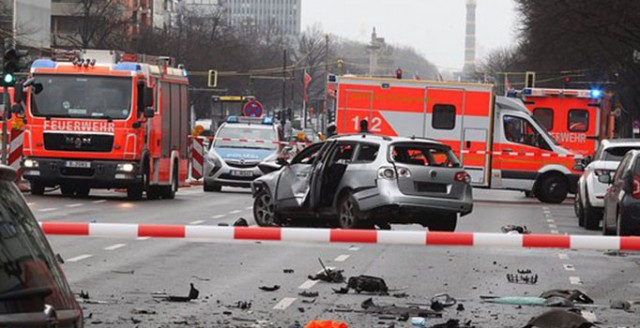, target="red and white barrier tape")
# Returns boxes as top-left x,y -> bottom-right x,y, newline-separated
189,135 -> 312,147
39,222 -> 640,251
460,149 -> 576,158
